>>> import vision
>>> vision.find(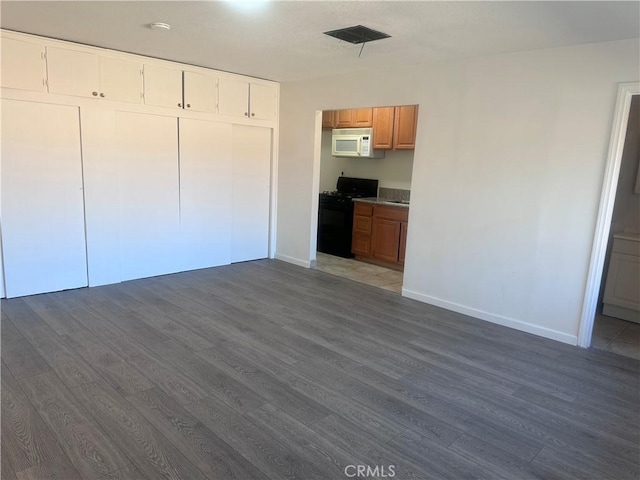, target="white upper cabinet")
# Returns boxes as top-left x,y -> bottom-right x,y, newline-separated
46,45 -> 142,102
98,56 -> 143,103
1,36 -> 47,92
183,71 -> 217,113
46,46 -> 99,98
143,64 -> 183,109
218,77 -> 277,121
250,83 -> 277,121
218,77 -> 249,117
